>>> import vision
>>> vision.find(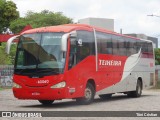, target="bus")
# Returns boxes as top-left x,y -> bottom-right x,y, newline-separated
6,24 -> 155,105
